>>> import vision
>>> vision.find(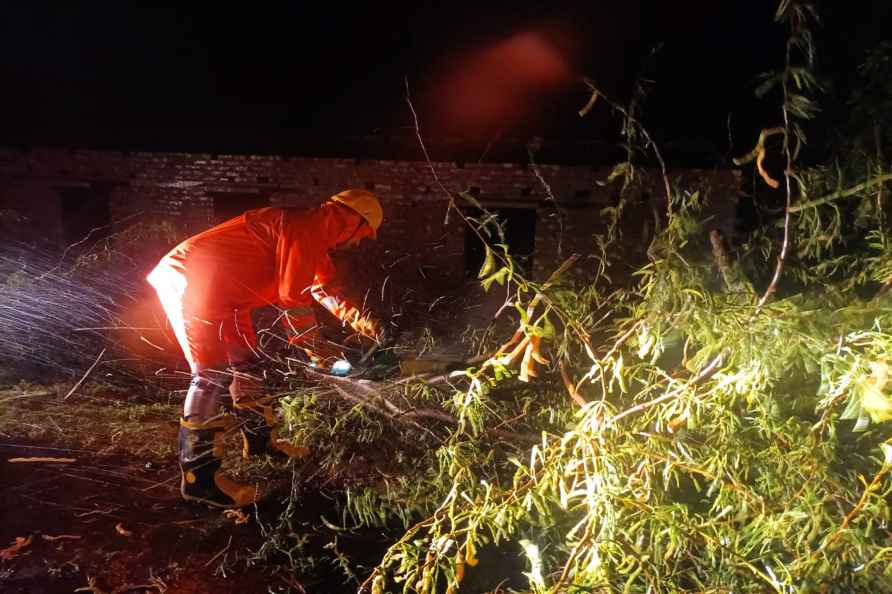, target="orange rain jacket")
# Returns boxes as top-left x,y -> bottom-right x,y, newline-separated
147,206 -> 371,370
